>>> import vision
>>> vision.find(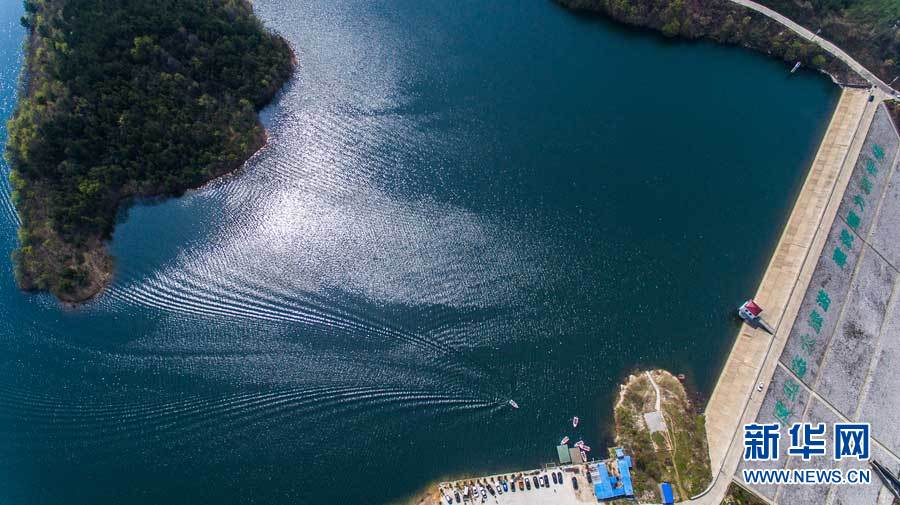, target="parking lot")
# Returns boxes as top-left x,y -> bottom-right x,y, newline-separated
438,464 -> 596,505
